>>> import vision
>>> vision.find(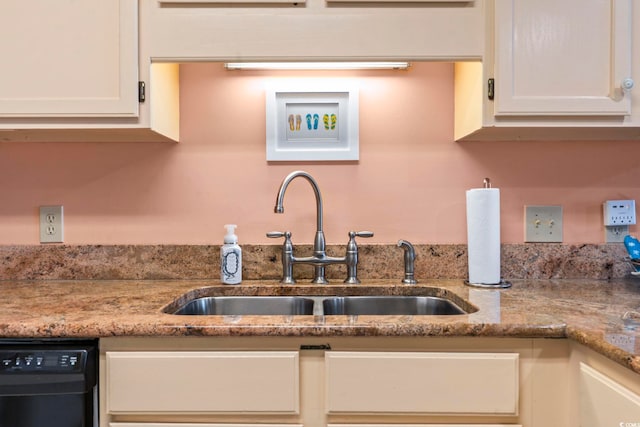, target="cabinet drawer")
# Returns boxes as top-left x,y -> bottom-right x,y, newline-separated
106,351 -> 299,414
325,352 -> 518,415
329,425 -> 519,427
111,424 -> 302,427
